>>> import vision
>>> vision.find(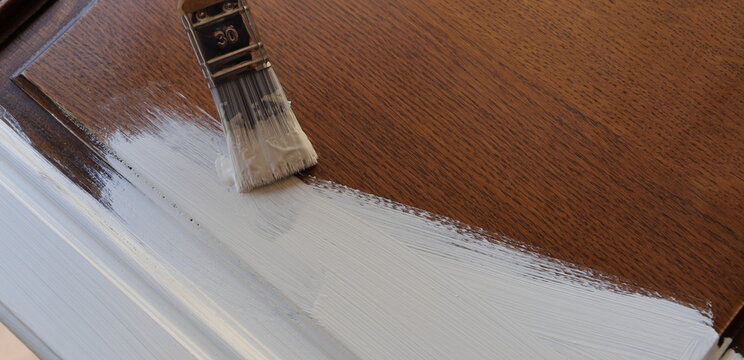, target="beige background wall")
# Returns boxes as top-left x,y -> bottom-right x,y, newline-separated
0,322 -> 37,360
